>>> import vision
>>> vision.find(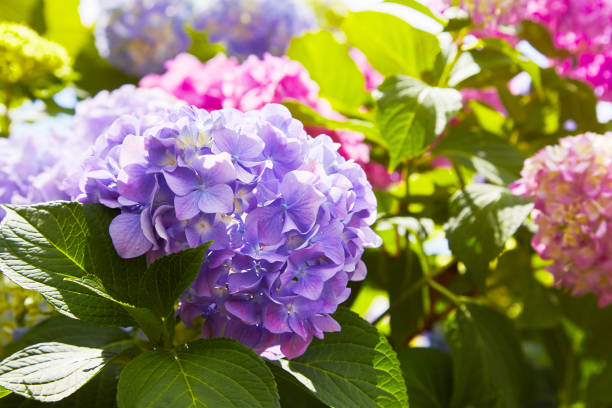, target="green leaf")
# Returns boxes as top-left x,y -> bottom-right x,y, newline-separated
288,30 -> 367,111
3,316 -> 130,358
449,38 -> 541,92
343,11 -> 440,79
445,185 -> 533,287
43,0 -> 89,57
137,243 -> 210,318
117,339 -> 279,408
267,363 -> 327,408
186,28 -> 224,63
0,363 -> 122,408
397,348 -> 452,408
0,202 -> 142,327
282,100 -> 386,147
377,75 -> 462,168
0,387 -> 10,399
0,342 -> 111,402
0,0 -> 46,33
279,308 -> 408,408
433,123 -> 524,185
446,303 -> 529,408
384,0 -> 448,26
518,20 -> 569,59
